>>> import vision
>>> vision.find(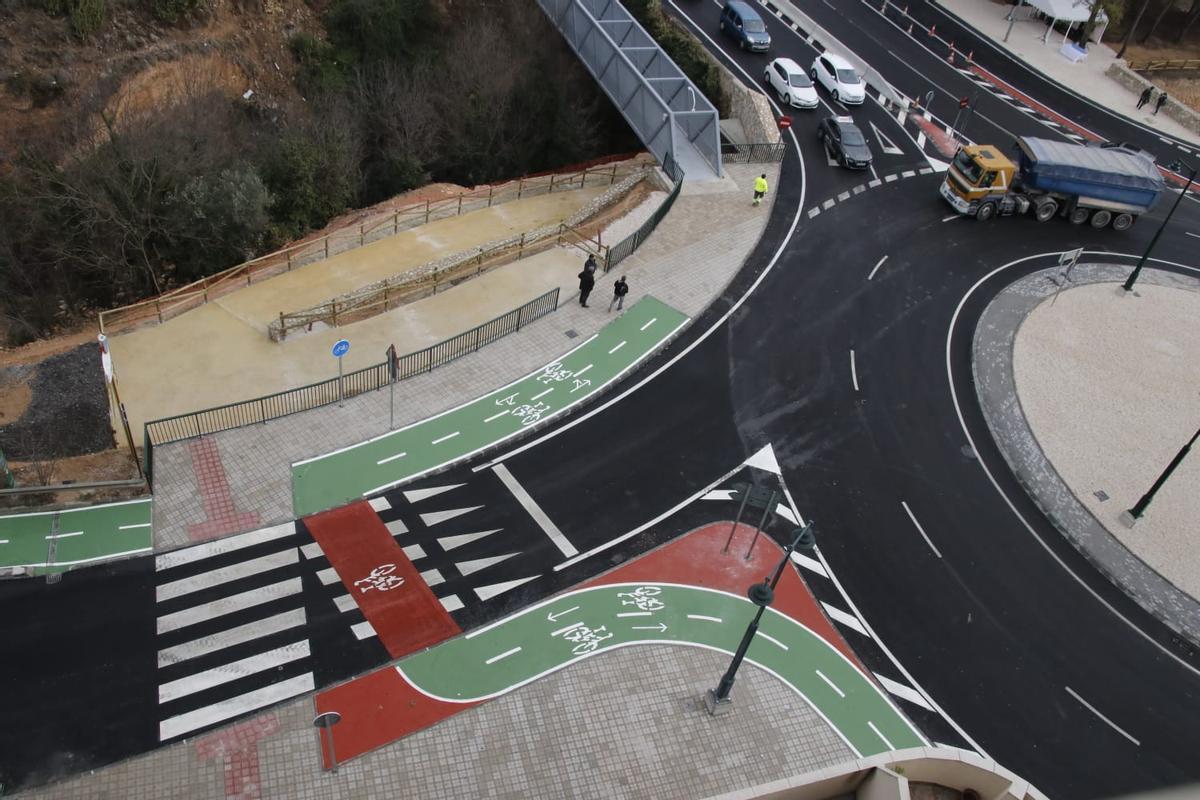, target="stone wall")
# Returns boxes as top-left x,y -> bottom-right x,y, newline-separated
718,64 -> 781,145
1107,61 -> 1200,137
